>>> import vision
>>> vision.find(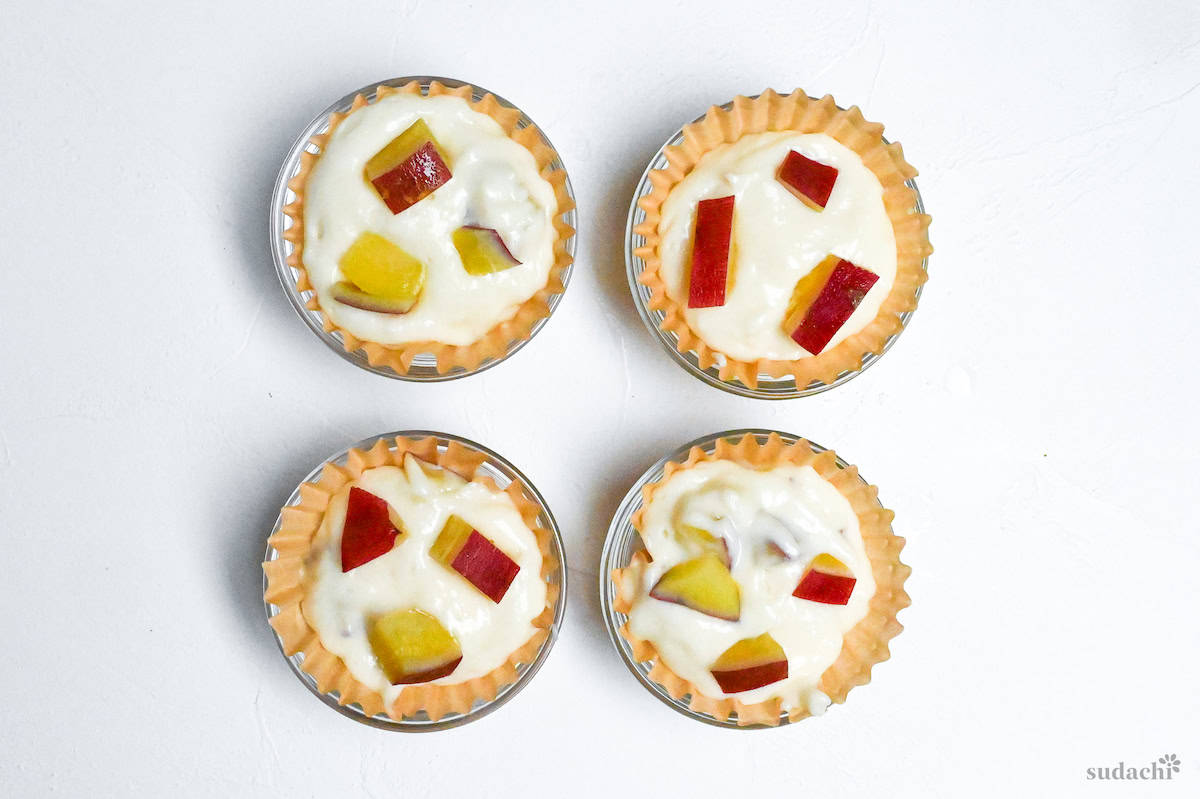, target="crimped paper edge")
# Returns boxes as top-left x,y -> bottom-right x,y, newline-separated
263,436 -> 560,722
282,81 -> 576,375
611,432 -> 910,726
634,90 -> 933,389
